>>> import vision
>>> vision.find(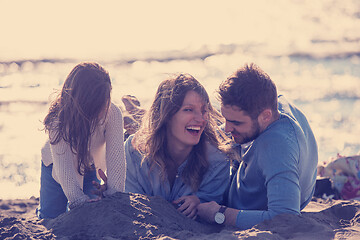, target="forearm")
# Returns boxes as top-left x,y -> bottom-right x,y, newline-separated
51,141 -> 88,208
105,145 -> 126,194
104,104 -> 126,194
234,175 -> 300,229
223,207 -> 239,226
53,162 -> 88,208
223,207 -> 278,229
